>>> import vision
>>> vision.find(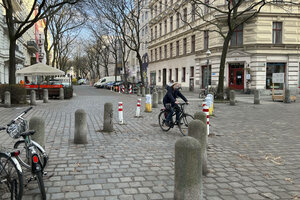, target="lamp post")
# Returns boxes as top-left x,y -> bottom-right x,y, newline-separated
205,49 -> 211,95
